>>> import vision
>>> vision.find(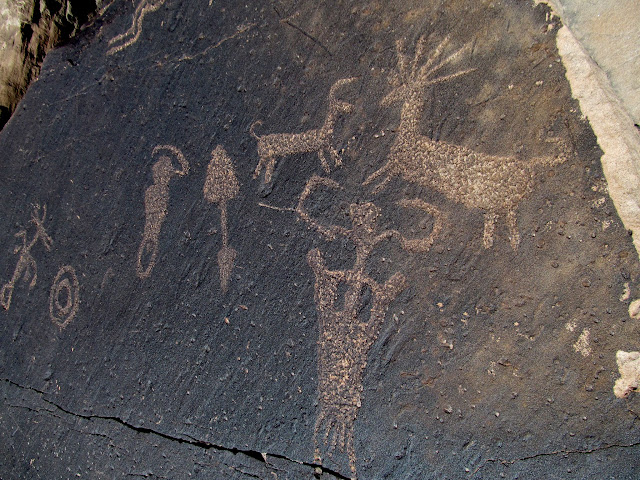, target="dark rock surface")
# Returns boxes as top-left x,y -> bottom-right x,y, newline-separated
1,0 -> 640,478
